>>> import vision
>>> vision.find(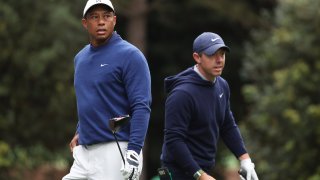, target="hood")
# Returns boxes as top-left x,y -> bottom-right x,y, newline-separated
164,67 -> 214,94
